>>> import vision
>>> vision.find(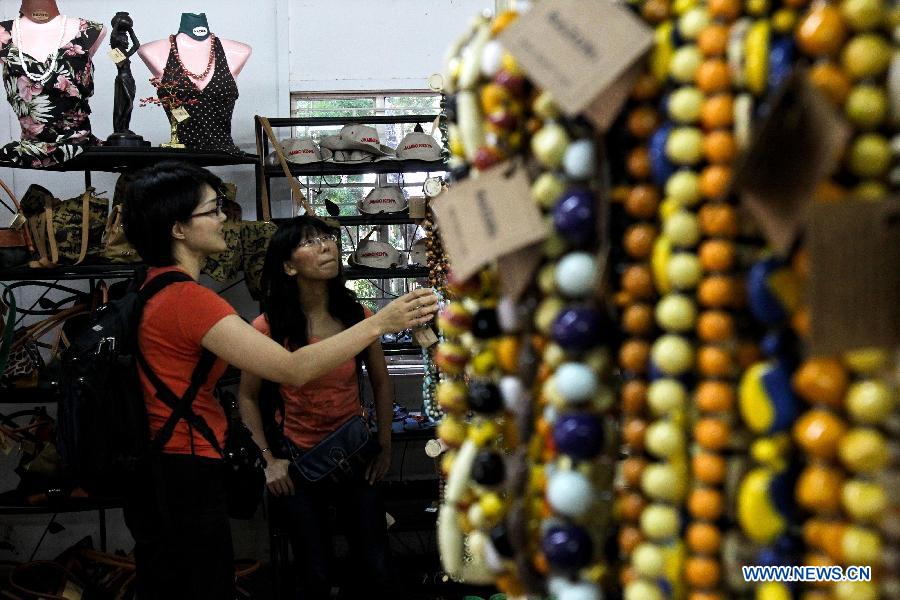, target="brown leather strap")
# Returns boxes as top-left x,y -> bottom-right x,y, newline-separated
75,188 -> 92,265
258,116 -> 313,217
255,118 -> 272,223
0,178 -> 33,251
11,305 -> 89,351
